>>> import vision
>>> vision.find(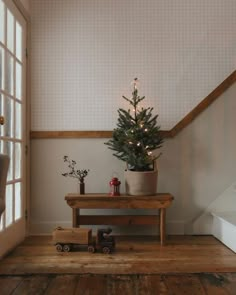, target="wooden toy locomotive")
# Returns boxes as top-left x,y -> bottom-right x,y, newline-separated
52,227 -> 115,254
